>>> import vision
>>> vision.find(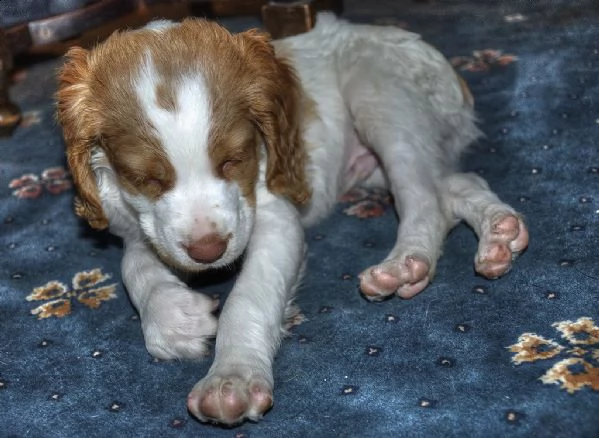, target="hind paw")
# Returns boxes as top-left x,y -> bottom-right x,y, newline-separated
476,214 -> 529,278
359,256 -> 431,300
